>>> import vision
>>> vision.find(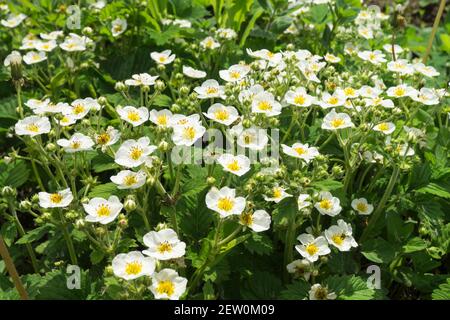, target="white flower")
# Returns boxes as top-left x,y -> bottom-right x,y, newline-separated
318,91 -> 347,108
216,28 -> 237,40
383,44 -> 404,55
309,284 -> 337,300
239,210 -> 271,232
95,126 -> 121,147
1,13 -> 26,28
194,79 -> 225,99
117,106 -> 149,126
63,100 -> 91,119
83,196 -> 123,224
111,18 -> 127,37
142,228 -> 186,260
59,34 -> 89,52
149,109 -> 173,127
150,50 -> 175,65
413,63 -> 439,77
182,66 -> 206,79
339,87 -> 360,99
364,96 -> 394,108
263,186 -> 292,203
40,31 -> 64,40
233,125 -> 268,151
298,194 -> 312,210
351,198 -> 373,215
252,91 -> 282,116
172,122 -> 206,146
217,154 -> 251,176
387,84 -> 417,98
115,137 -> 157,168
15,116 -> 51,137
281,143 -> 319,163
358,85 -> 382,98
125,73 -> 158,86
324,53 -> 341,63
410,88 -> 440,105
286,259 -> 311,280
23,51 -> 46,65
321,109 -> 354,130
284,87 -> 315,107
74,97 -> 101,111
219,64 -> 251,82
357,26 -> 373,39
205,187 -> 246,218
112,251 -> 155,280
246,48 -> 282,65
38,188 -> 73,208
200,36 -> 220,50
396,143 -> 415,157
3,50 -> 22,67
295,234 -> 330,262
238,84 -> 264,103
150,269 -> 187,300
314,191 -> 342,216
173,19 -> 191,28
373,122 -> 396,135
20,38 -> 37,49
387,59 -> 414,75
325,219 -> 358,251
57,133 -> 95,153
25,98 -> 50,112
58,114 -> 77,127
110,170 -> 147,189
358,50 -> 386,65
34,40 -> 57,52
169,114 -> 202,127
203,103 -> 239,126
